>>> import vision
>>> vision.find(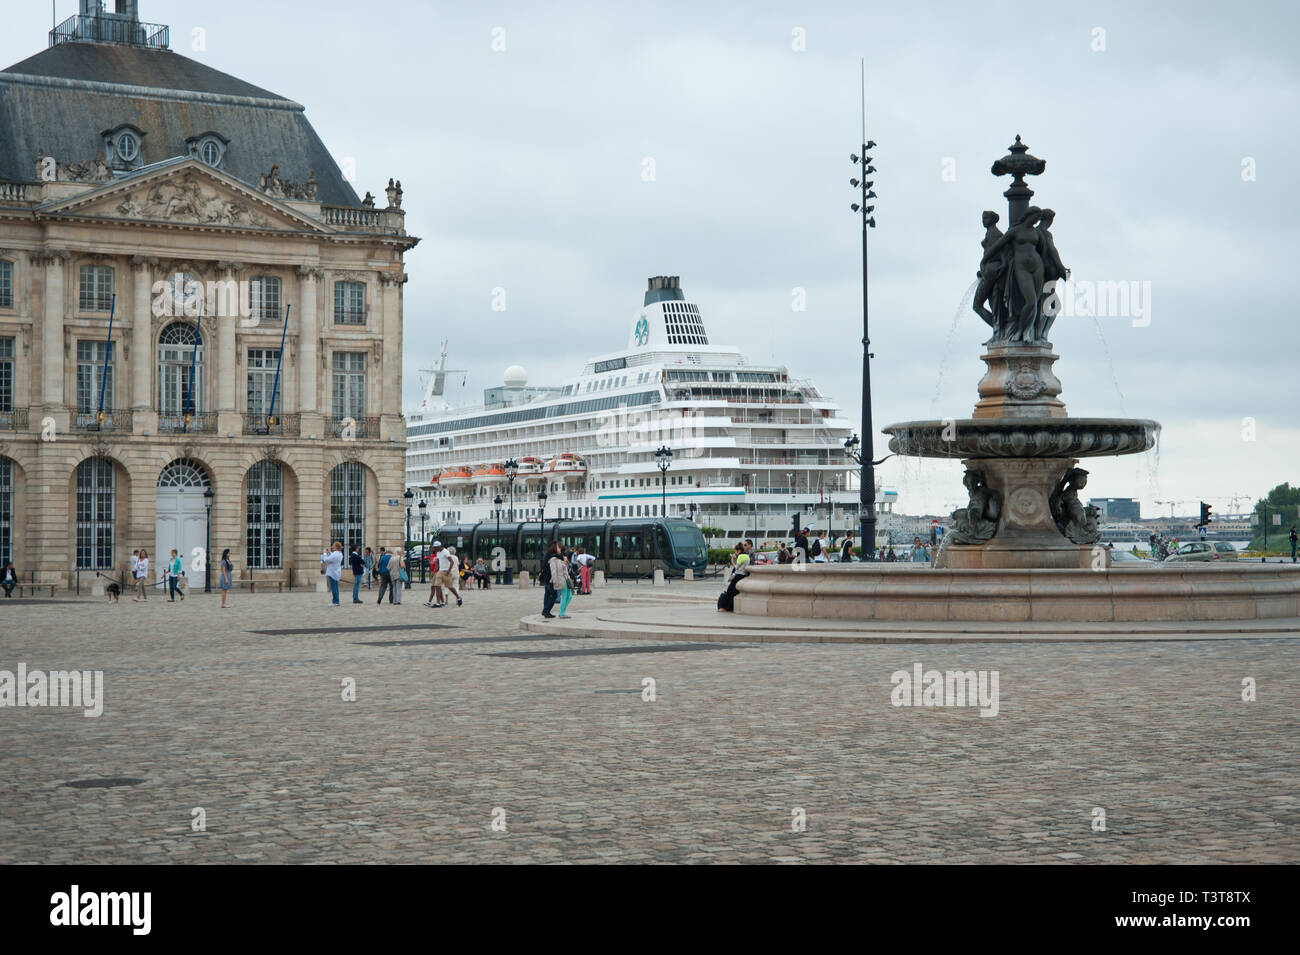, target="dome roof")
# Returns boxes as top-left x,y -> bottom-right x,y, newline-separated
503,365 -> 527,388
